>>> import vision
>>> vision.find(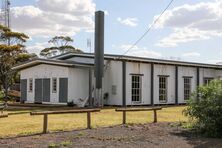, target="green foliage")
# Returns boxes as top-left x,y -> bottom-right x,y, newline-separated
184,80 -> 222,137
0,91 -> 3,100
15,53 -> 37,63
0,25 -> 33,101
40,36 -> 83,58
